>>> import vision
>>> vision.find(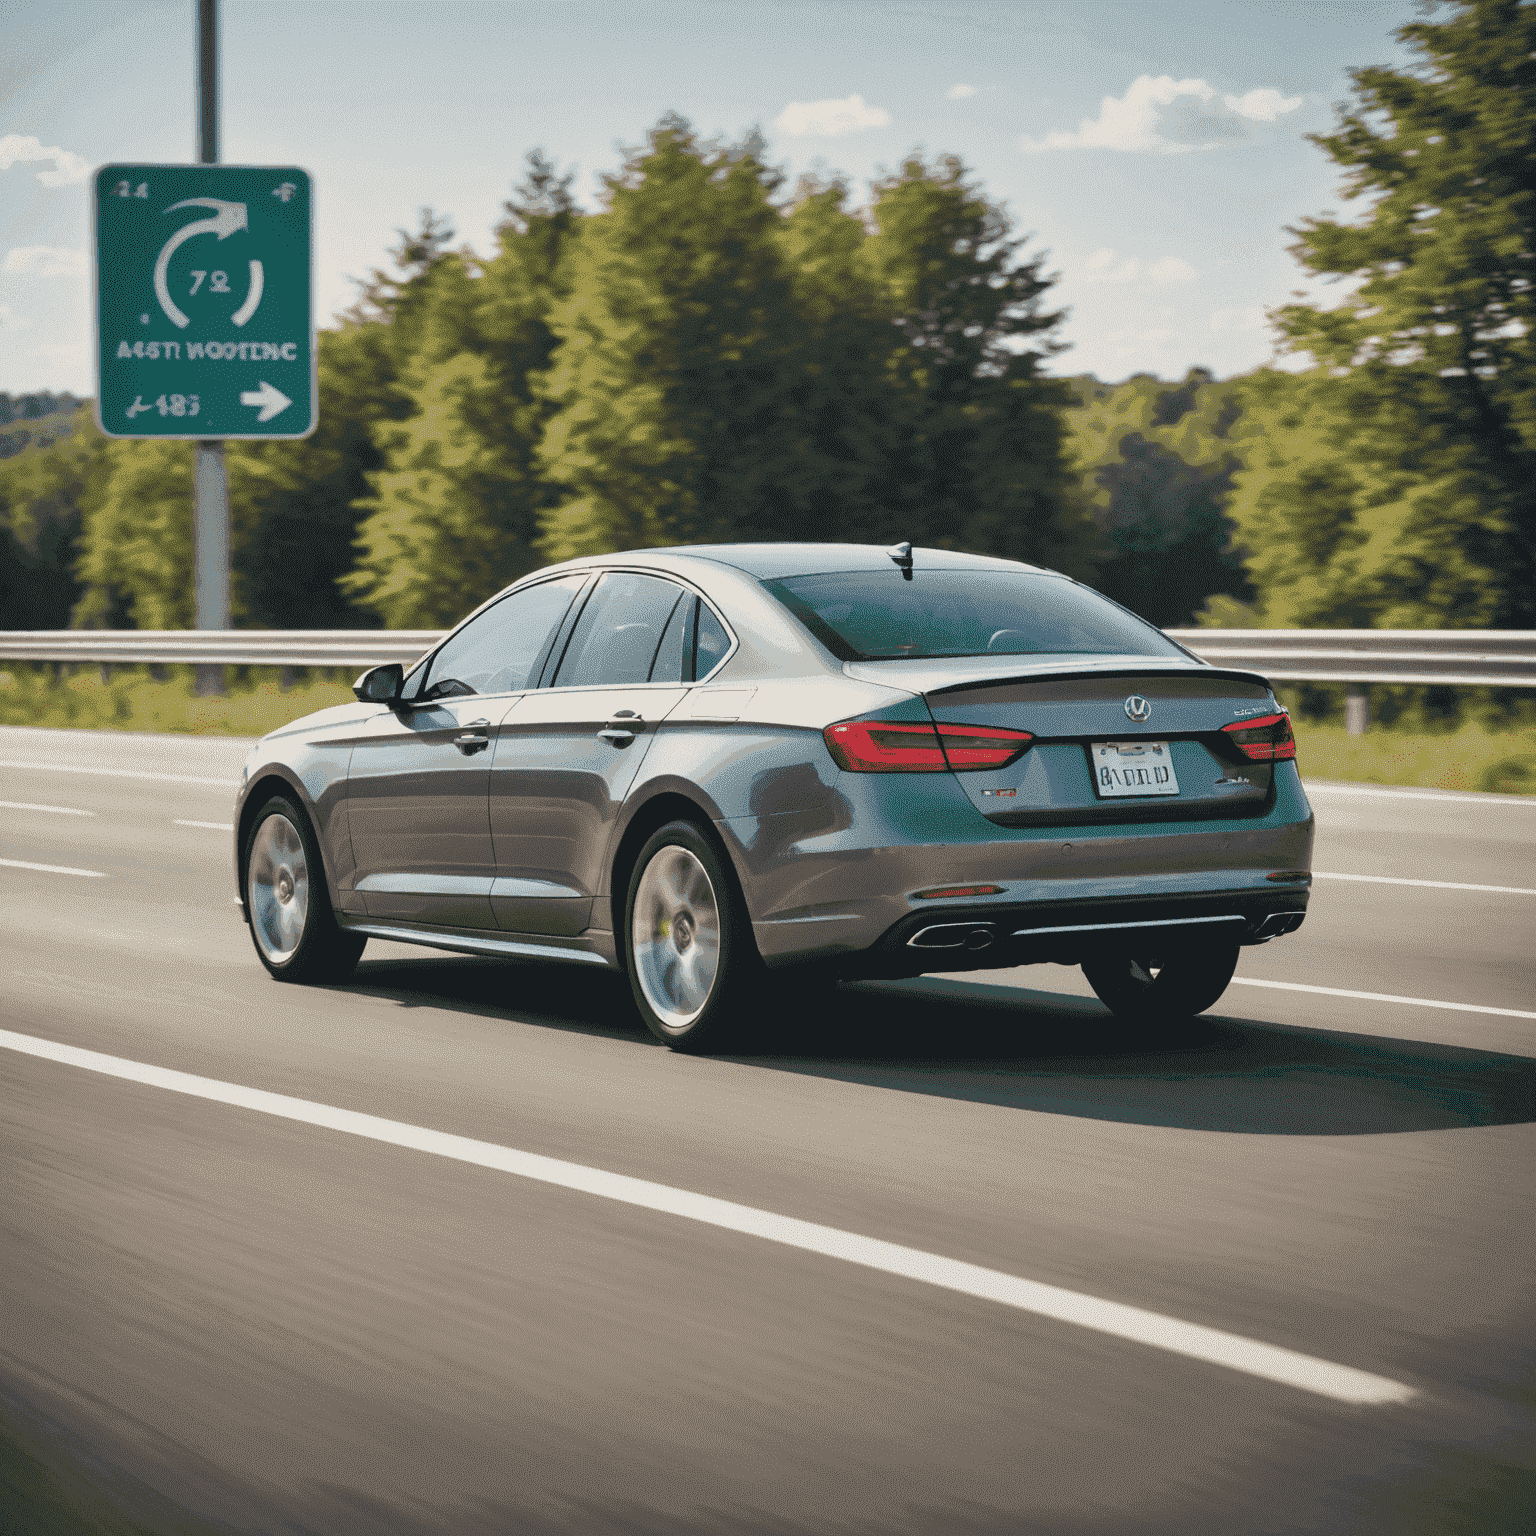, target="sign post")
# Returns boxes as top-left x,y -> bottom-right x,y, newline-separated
92,1 -> 314,690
